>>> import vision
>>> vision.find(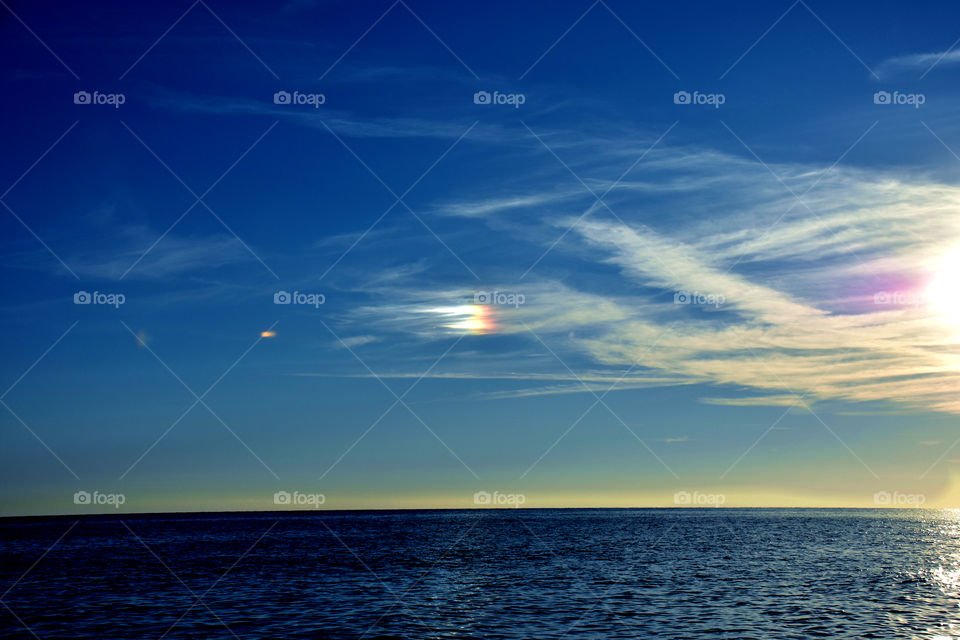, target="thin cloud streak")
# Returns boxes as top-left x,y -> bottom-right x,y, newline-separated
876,49 -> 960,78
